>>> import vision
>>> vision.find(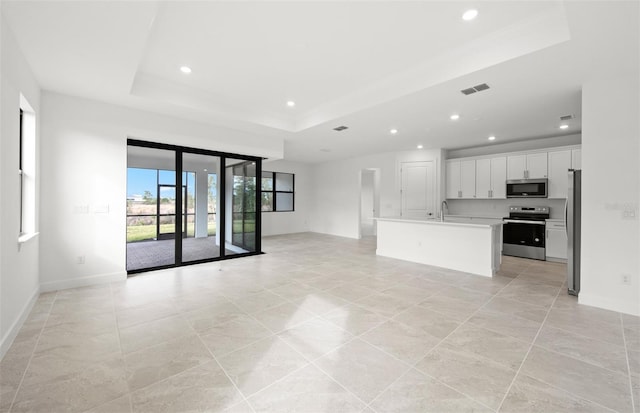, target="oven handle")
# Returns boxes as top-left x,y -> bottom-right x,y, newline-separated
503,219 -> 546,225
